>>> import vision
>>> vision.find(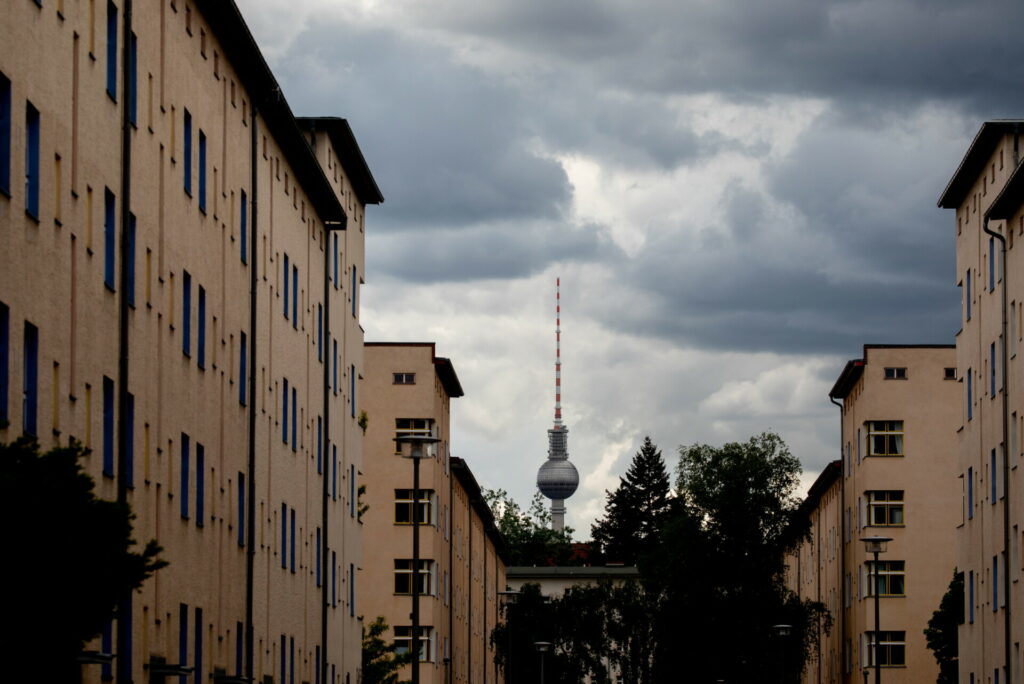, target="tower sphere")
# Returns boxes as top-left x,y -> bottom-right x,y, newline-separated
537,458 -> 579,500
